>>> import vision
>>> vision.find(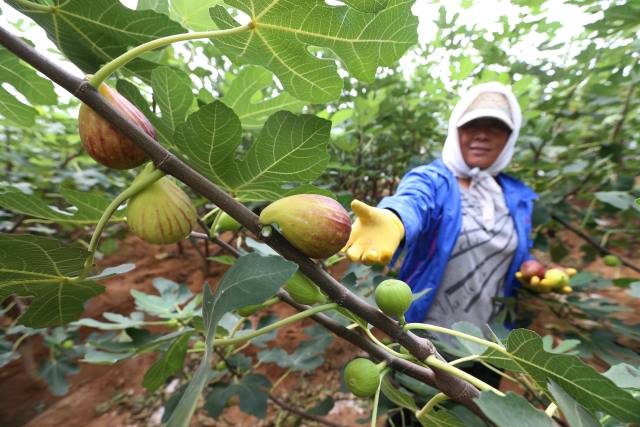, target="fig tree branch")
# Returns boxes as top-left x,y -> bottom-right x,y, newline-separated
277,290 -> 487,420
551,213 -> 640,274
0,27 -> 481,411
